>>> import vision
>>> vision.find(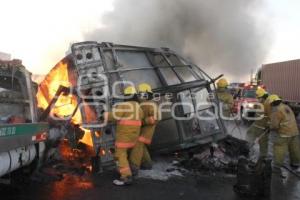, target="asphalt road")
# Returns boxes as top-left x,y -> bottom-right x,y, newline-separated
2,166 -> 300,200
